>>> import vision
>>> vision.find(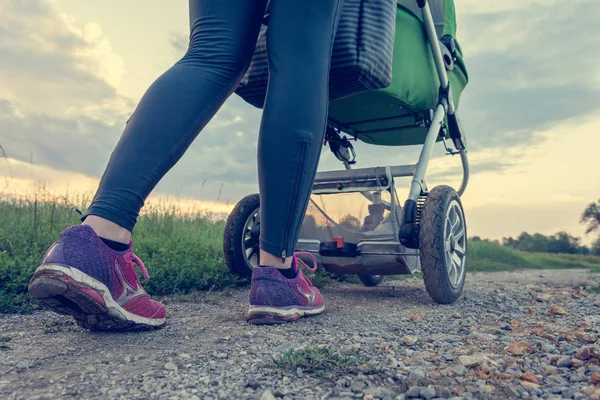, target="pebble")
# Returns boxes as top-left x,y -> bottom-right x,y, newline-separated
164,362 -> 178,372
405,386 -> 422,398
547,375 -> 568,386
434,385 -> 452,398
407,368 -> 427,386
549,305 -> 567,315
575,346 -> 594,360
420,386 -> 436,399
502,384 -> 520,398
260,389 -> 276,400
458,355 -> 485,367
520,371 -> 540,385
350,380 -> 366,393
401,335 -> 419,346
506,341 -> 534,355
556,356 -> 572,368
246,379 -> 260,390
